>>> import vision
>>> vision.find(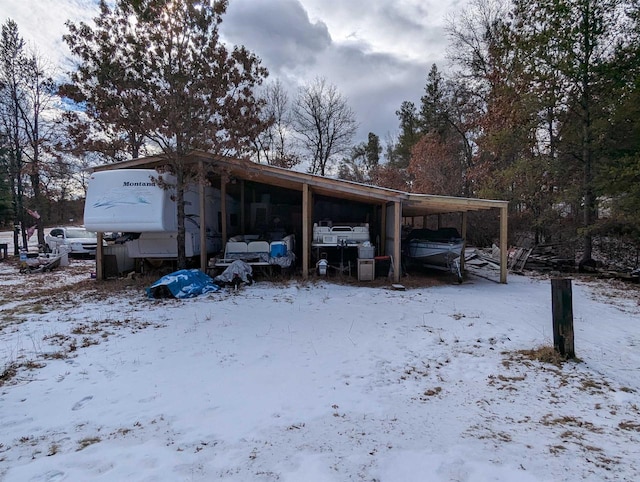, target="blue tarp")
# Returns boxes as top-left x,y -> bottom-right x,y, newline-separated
146,269 -> 220,299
